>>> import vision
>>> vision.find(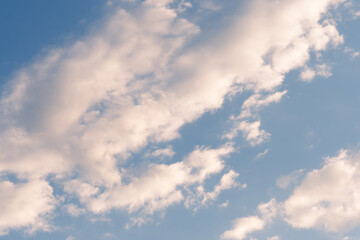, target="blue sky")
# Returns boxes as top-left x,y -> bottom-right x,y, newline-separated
1,0 -> 360,240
